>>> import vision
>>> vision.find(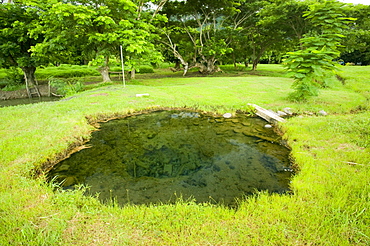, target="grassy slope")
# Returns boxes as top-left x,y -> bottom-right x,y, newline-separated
0,64 -> 369,245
